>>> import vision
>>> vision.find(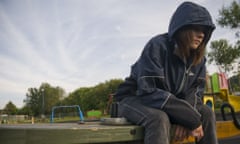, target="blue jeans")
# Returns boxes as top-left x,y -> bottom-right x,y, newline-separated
118,97 -> 218,144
